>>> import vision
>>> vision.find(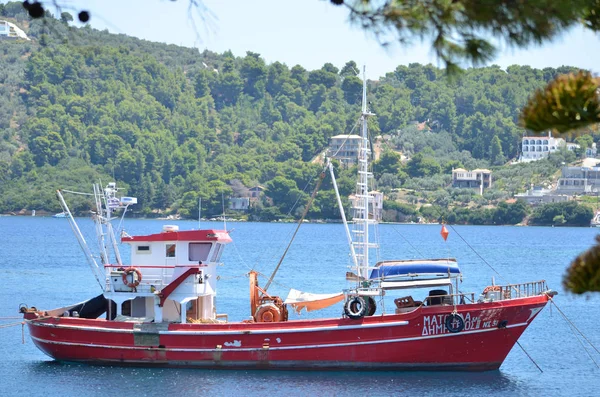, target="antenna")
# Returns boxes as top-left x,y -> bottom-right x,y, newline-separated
198,197 -> 202,229
221,192 -> 227,230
